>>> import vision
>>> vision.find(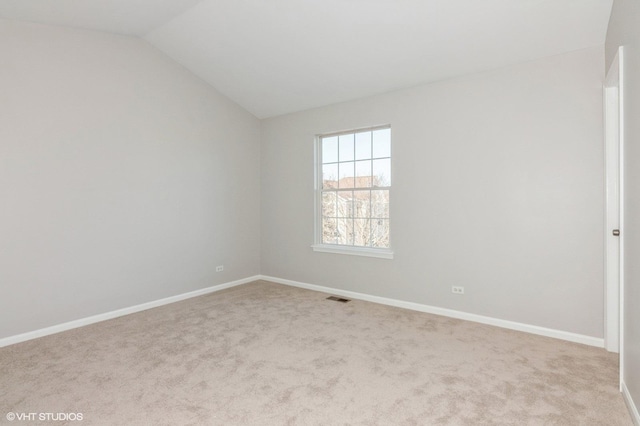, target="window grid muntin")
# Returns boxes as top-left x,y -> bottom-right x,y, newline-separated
319,125 -> 390,249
